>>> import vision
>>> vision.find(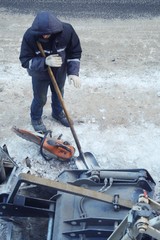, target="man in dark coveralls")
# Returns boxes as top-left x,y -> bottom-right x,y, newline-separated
19,11 -> 82,132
